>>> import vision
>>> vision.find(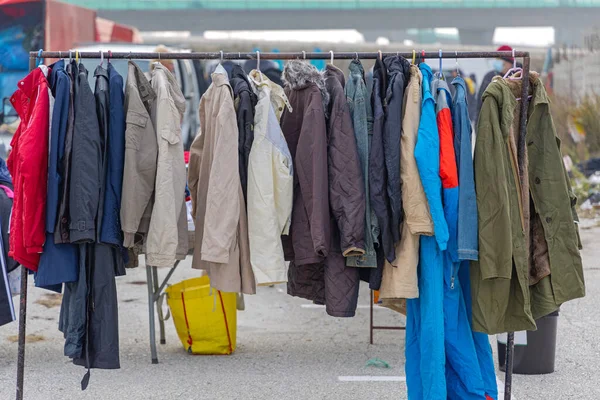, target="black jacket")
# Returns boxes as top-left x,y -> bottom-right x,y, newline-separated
229,64 -> 257,202
382,55 -> 410,246
369,57 -> 395,263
